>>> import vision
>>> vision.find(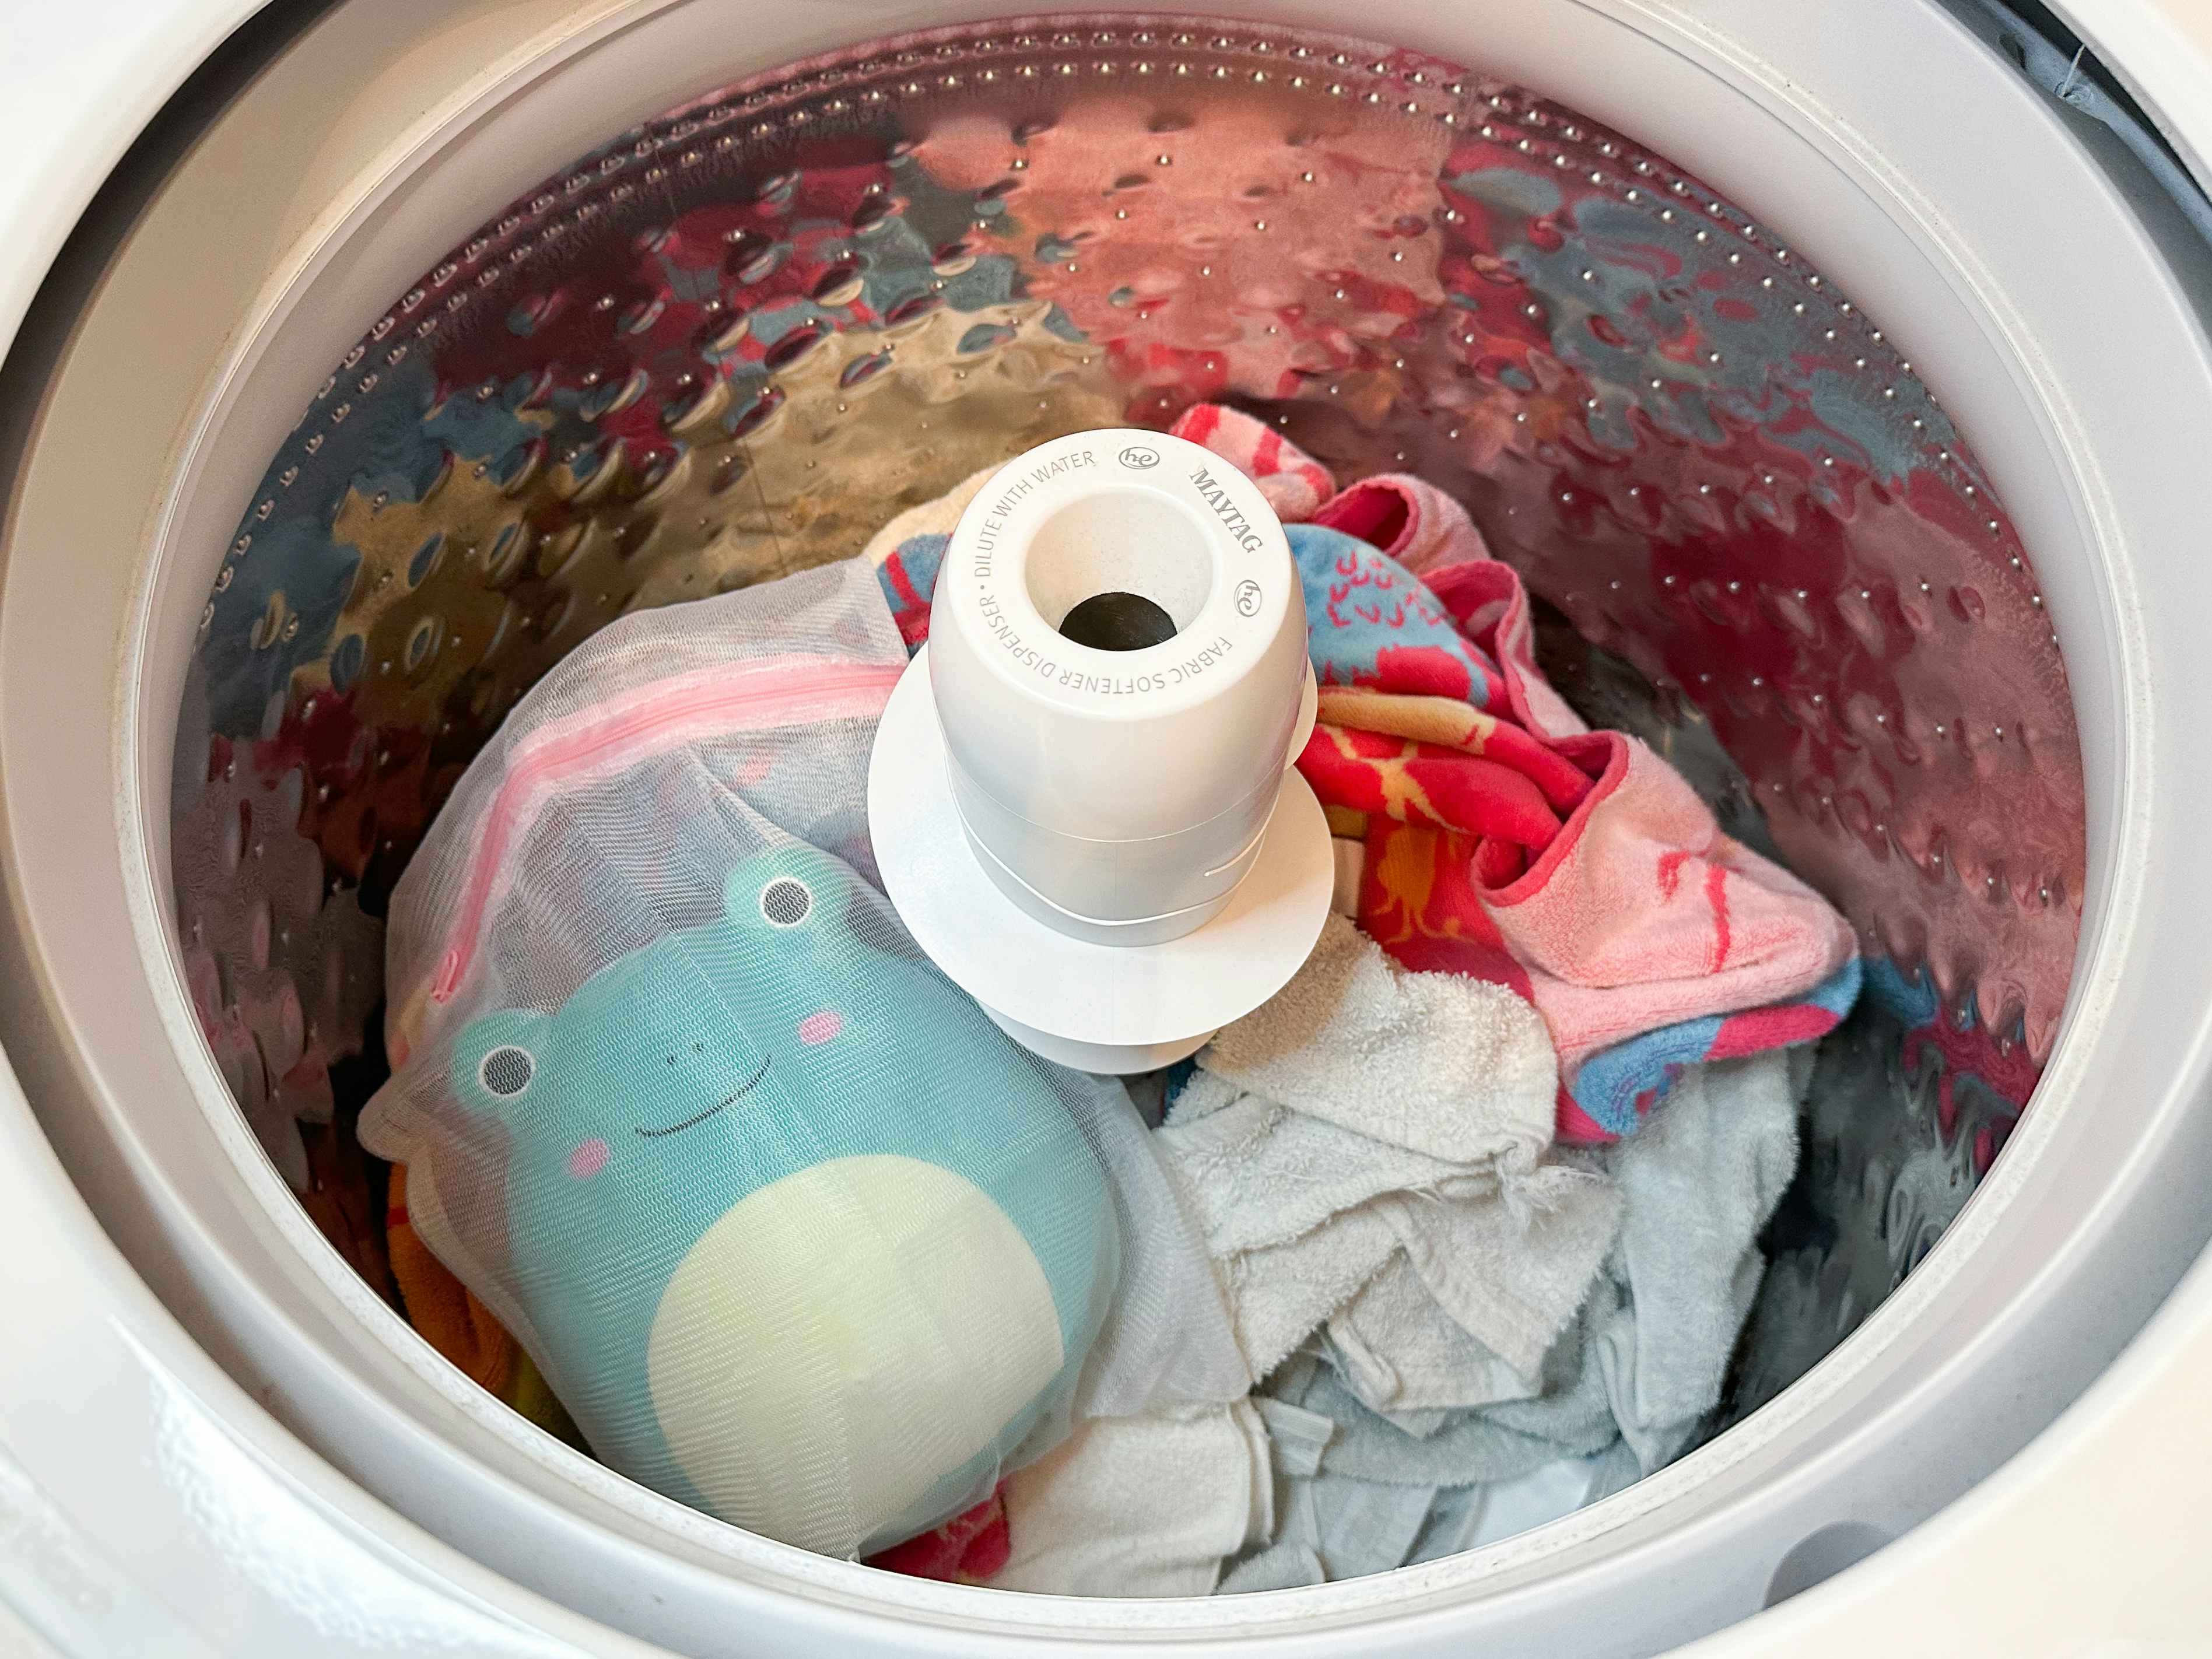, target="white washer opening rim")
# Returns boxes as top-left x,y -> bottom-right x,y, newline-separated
0,0 -> 2206,1652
